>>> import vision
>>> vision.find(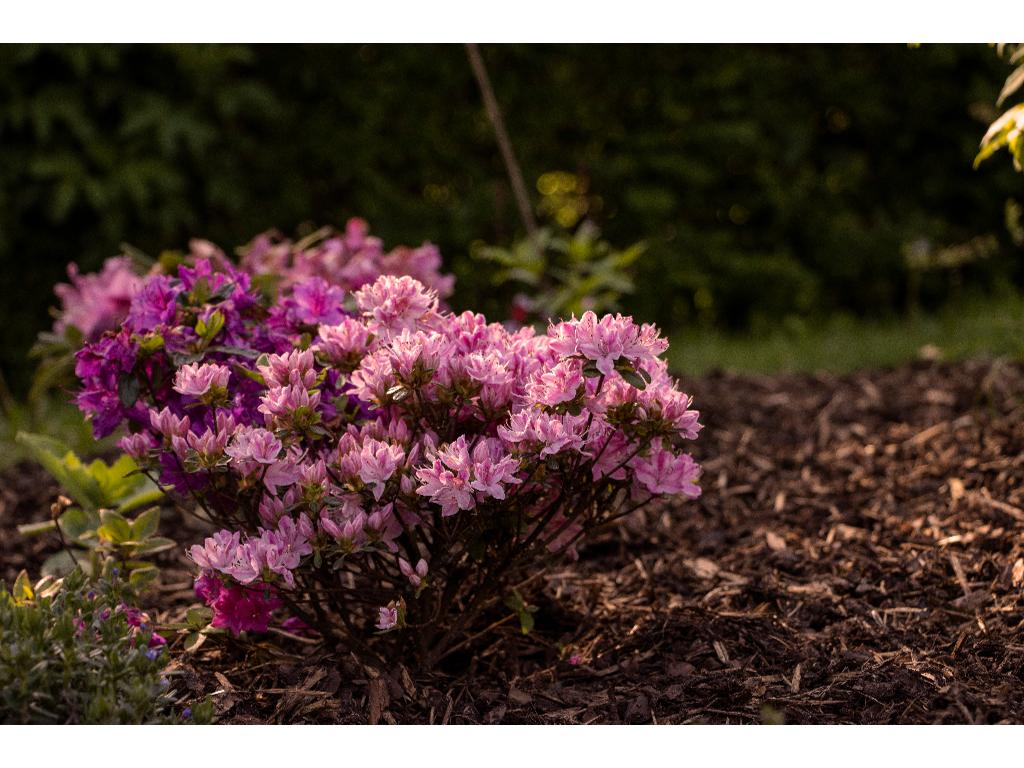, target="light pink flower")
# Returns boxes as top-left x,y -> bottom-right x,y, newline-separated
399,557 -> 429,587
189,530 -> 242,572
119,432 -> 156,461
258,384 -> 321,424
149,407 -> 190,438
257,348 -> 317,389
173,362 -> 231,397
358,438 -> 405,500
415,457 -> 475,517
376,604 -> 399,631
355,275 -> 438,337
528,359 -> 583,406
469,439 -> 521,500
632,444 -> 701,497
316,318 -> 371,364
